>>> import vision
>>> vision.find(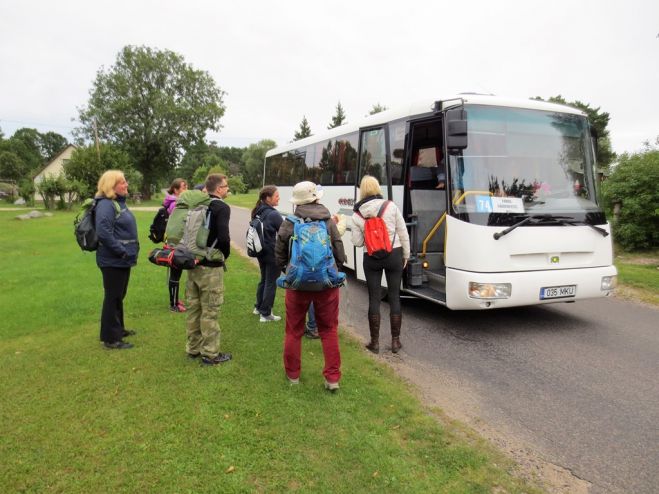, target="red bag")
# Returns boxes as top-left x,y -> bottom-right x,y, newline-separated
357,201 -> 395,260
